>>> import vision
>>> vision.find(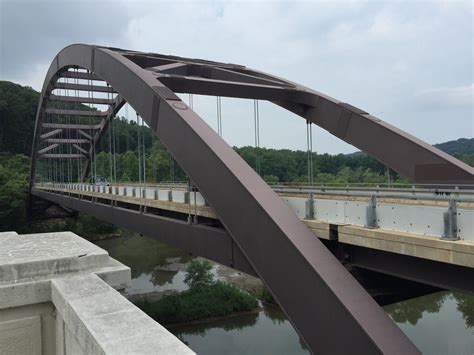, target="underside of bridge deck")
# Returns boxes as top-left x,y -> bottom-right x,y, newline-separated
31,187 -> 474,297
